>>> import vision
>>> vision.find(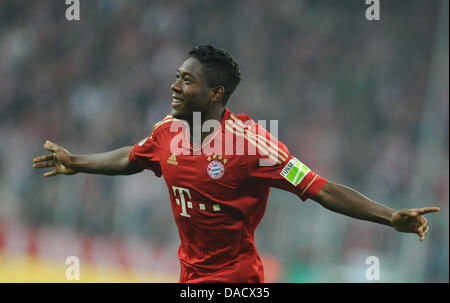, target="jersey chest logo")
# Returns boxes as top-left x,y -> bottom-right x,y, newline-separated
206,154 -> 228,180
207,160 -> 225,179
